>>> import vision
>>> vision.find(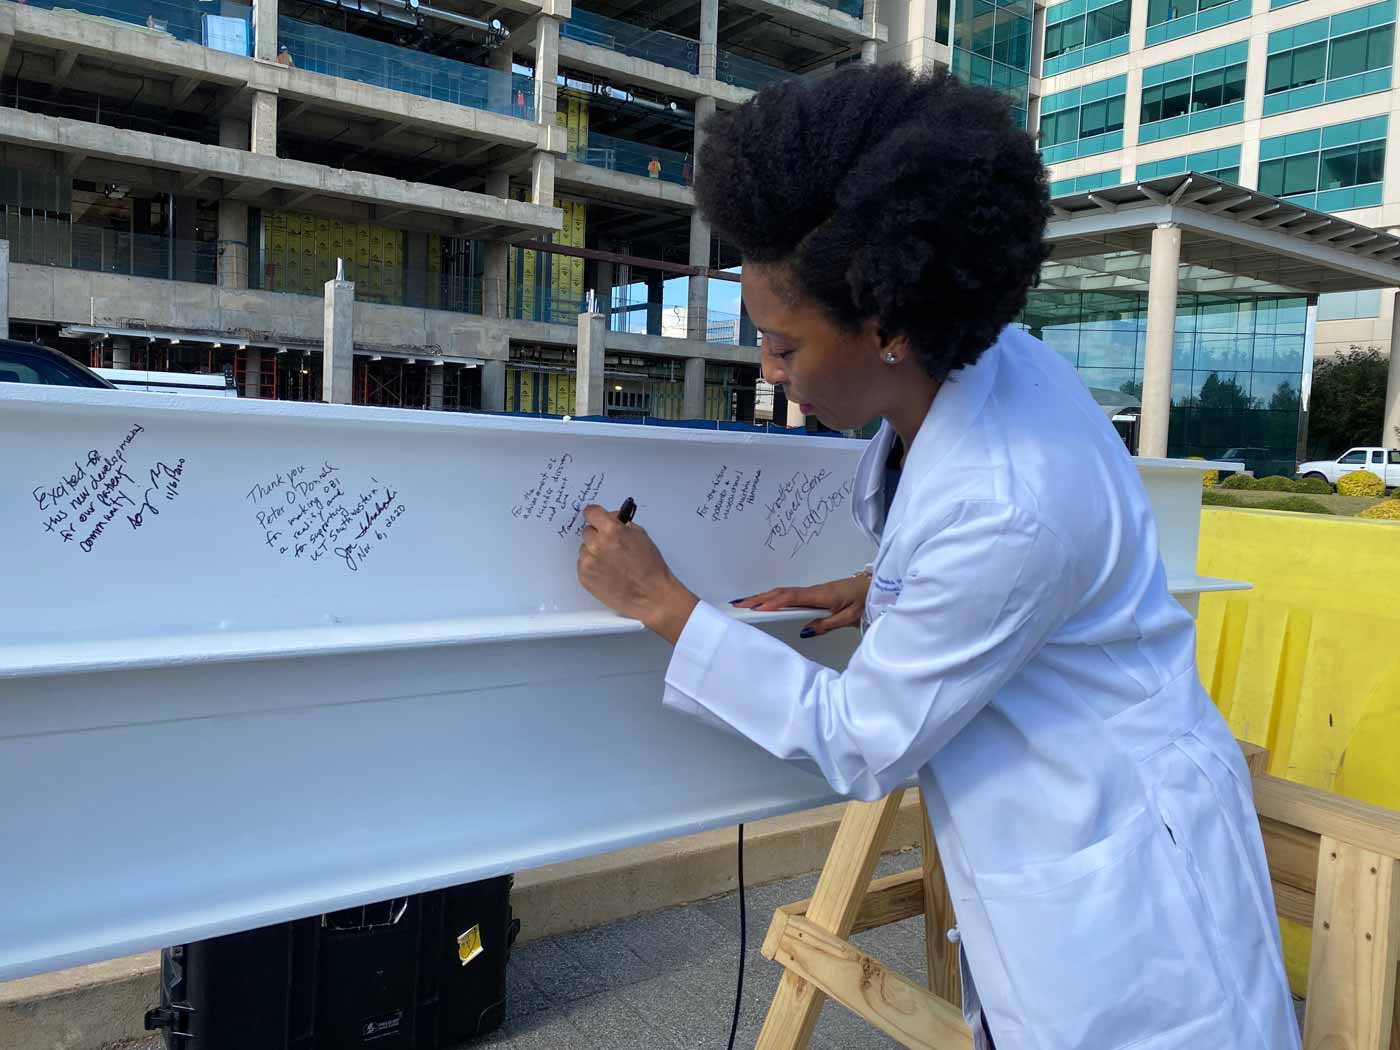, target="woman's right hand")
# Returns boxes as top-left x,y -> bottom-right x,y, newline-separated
730,573 -> 871,637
